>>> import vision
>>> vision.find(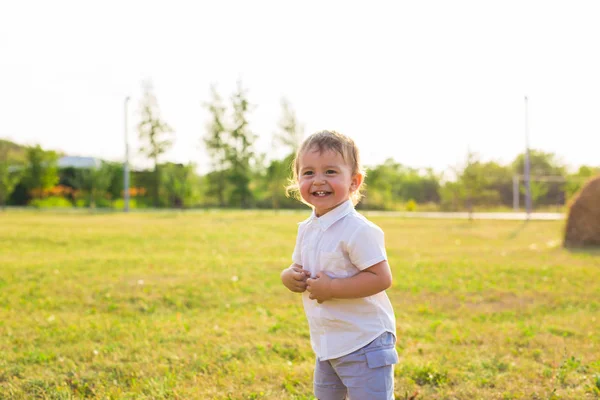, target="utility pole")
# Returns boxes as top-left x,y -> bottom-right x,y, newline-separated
513,174 -> 519,211
524,96 -> 532,219
124,96 -> 130,212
